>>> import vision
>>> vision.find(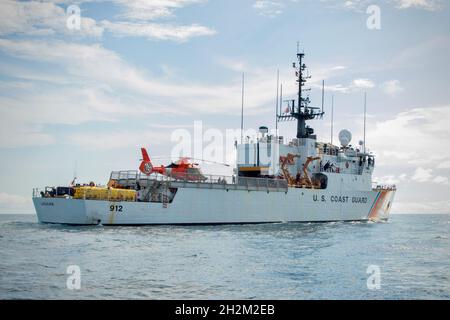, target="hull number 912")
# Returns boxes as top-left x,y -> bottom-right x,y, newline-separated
109,205 -> 123,212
